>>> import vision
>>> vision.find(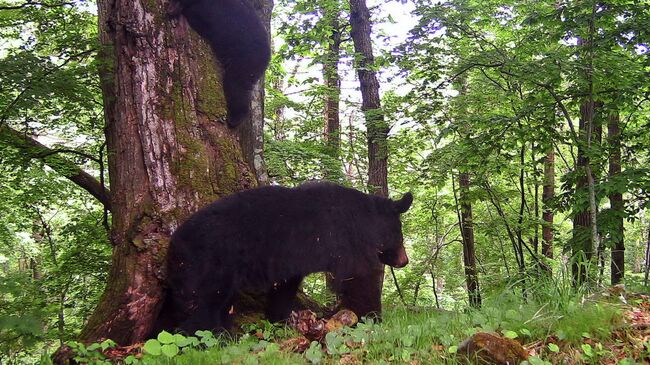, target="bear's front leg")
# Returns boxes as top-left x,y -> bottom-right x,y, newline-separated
265,276 -> 303,322
174,271 -> 238,334
333,265 -> 384,319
